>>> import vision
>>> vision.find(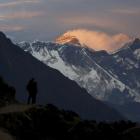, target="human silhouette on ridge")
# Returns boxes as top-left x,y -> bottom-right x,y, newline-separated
26,78 -> 38,104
